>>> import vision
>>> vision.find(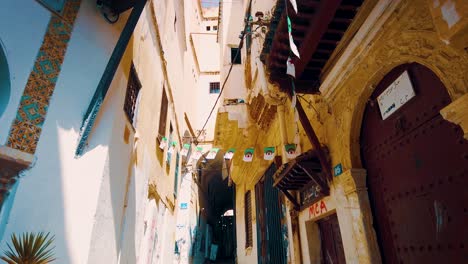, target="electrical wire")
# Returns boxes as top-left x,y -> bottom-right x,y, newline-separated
194,30 -> 246,145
